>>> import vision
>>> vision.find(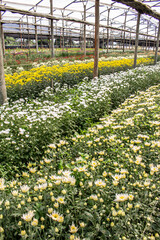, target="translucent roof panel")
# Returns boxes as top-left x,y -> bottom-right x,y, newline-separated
1,0 -> 160,41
